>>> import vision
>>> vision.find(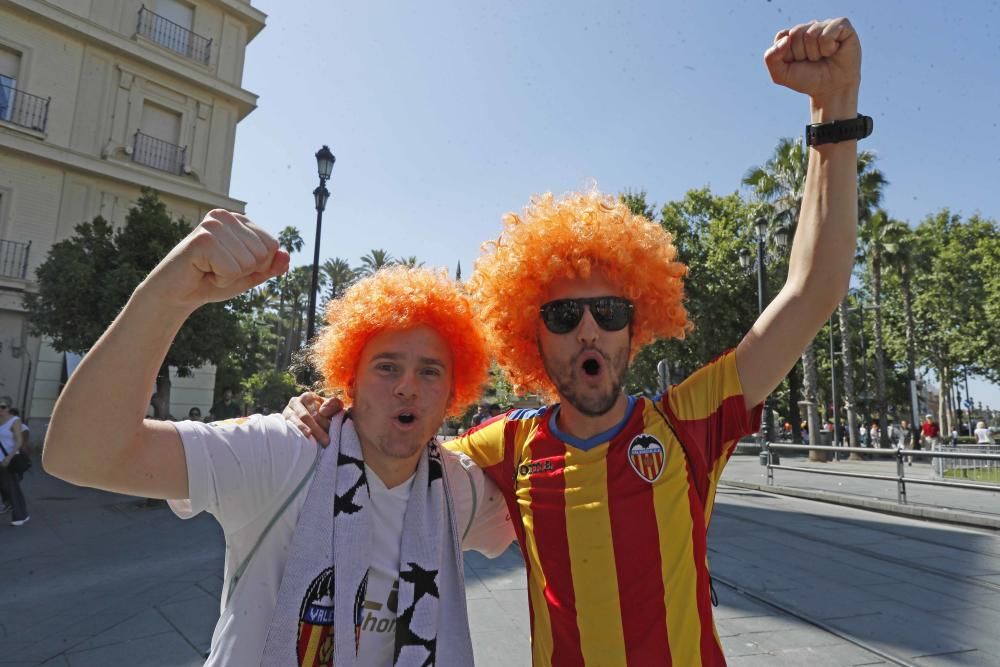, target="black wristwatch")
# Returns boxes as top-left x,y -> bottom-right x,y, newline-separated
805,114 -> 873,146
